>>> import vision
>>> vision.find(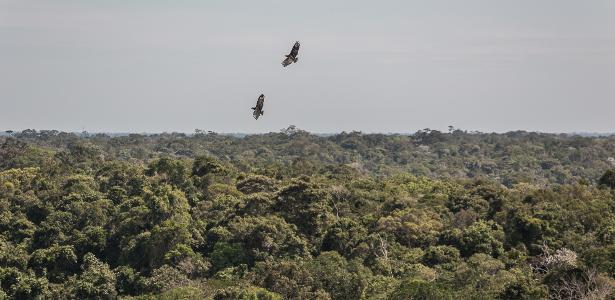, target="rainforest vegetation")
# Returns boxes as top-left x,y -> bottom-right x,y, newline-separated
1,128 -> 615,299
